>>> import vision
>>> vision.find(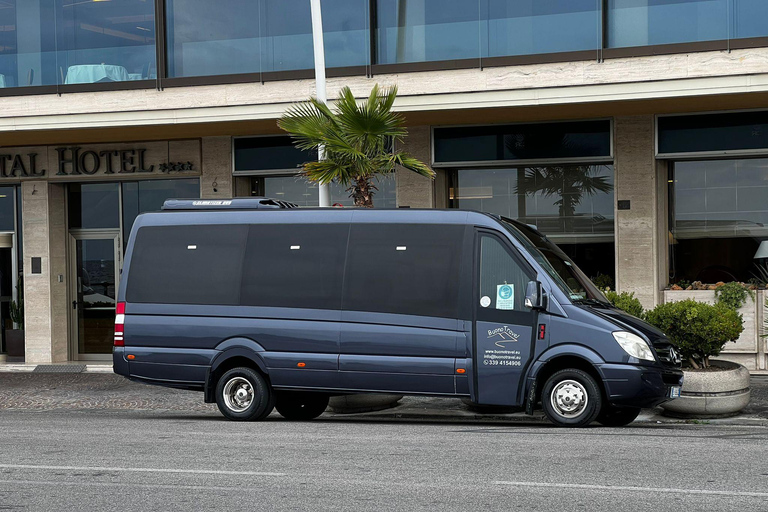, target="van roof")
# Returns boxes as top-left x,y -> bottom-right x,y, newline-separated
161,198 -> 299,210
